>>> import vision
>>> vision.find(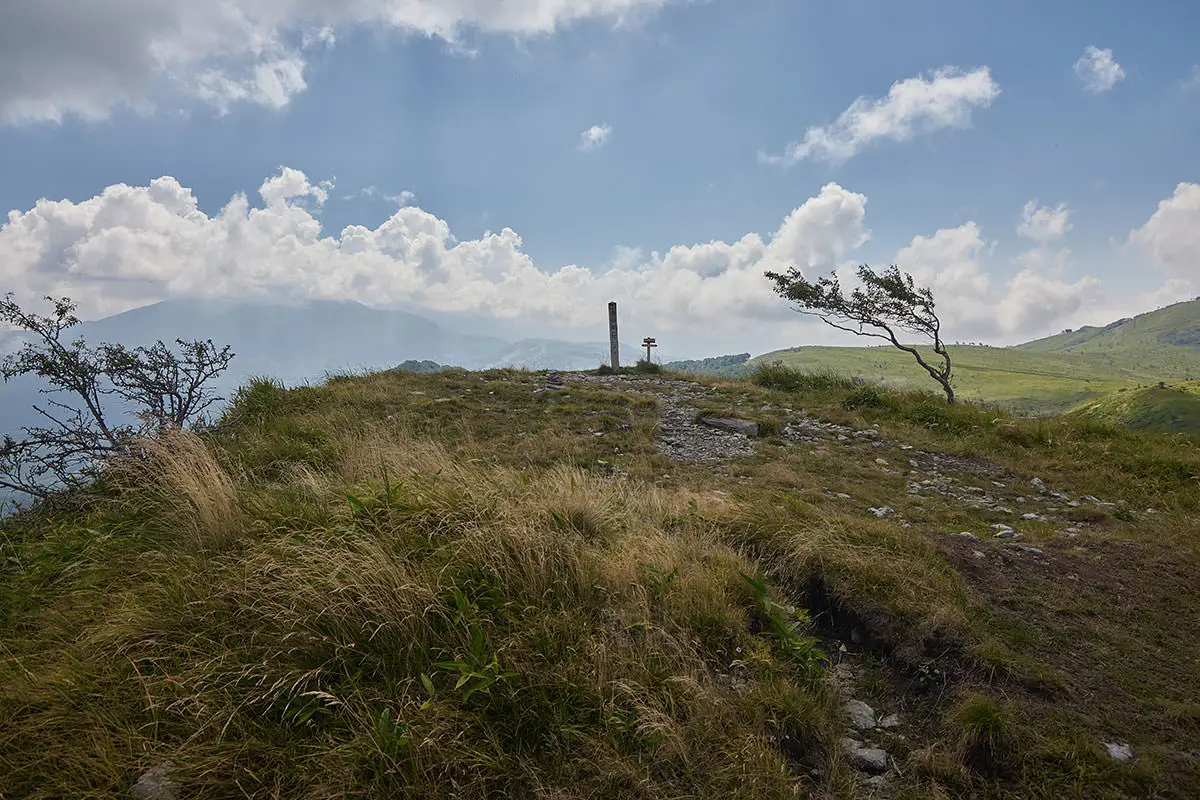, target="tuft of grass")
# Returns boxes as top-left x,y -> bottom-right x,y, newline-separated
752,361 -> 856,394
948,693 -> 1014,776
108,429 -> 243,550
